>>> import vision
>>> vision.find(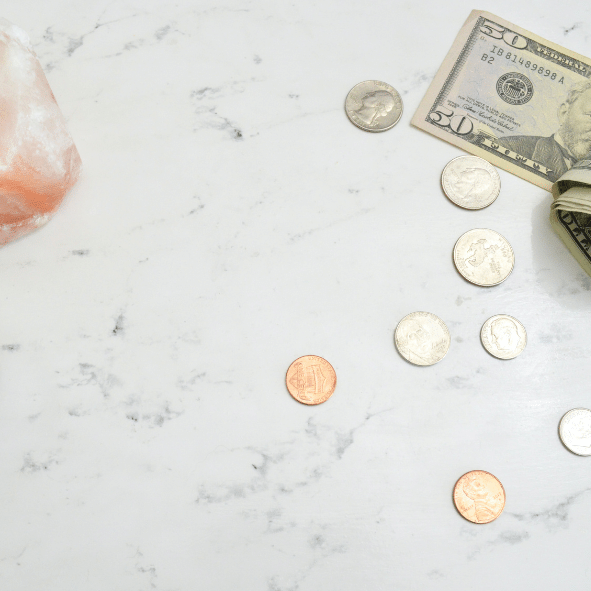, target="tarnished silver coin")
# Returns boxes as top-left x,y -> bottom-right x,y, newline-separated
442,156 -> 501,209
453,229 -> 514,287
481,315 -> 527,359
345,81 -> 403,132
394,311 -> 450,366
559,408 -> 591,456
